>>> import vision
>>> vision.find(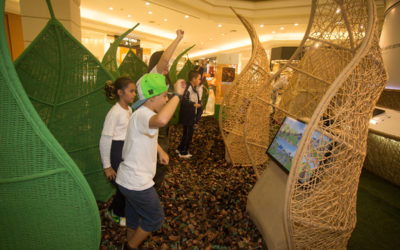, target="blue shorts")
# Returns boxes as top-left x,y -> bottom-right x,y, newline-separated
118,185 -> 165,232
